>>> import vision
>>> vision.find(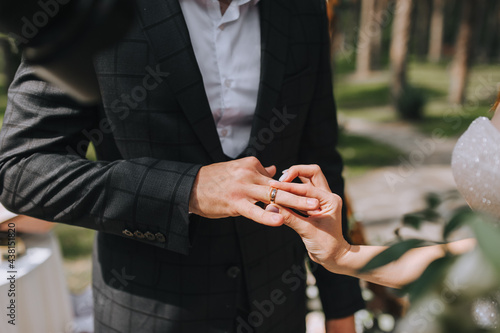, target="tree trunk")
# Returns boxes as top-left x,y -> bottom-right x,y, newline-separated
327,0 -> 341,63
497,5 -> 500,61
471,0 -> 488,64
428,0 -> 445,63
476,0 -> 499,63
449,0 -> 475,105
390,0 -> 413,105
414,0 -> 431,60
355,0 -> 376,78
370,0 -> 389,70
